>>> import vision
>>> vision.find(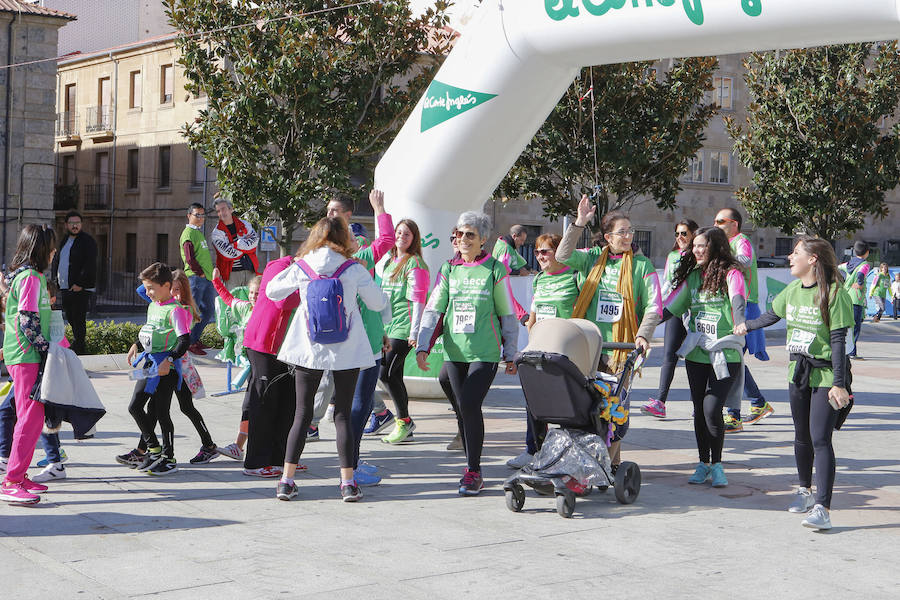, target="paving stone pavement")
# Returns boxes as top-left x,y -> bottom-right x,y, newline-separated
1,322 -> 898,599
